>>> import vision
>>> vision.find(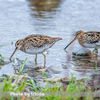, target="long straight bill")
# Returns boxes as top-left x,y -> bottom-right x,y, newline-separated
9,47 -> 18,60
64,37 -> 77,50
